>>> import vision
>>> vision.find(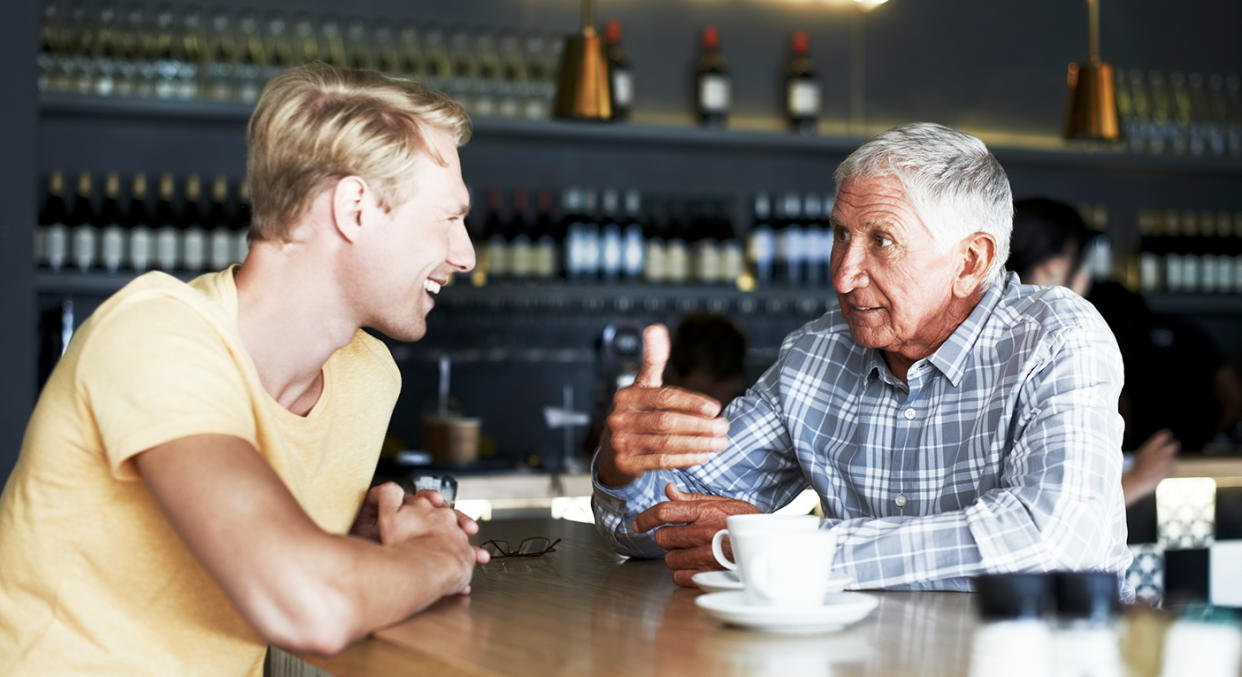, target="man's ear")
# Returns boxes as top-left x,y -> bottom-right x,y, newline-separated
953,232 -> 996,297
331,176 -> 370,243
